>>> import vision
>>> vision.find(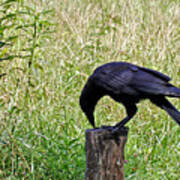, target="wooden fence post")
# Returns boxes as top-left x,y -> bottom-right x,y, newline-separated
85,127 -> 129,180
